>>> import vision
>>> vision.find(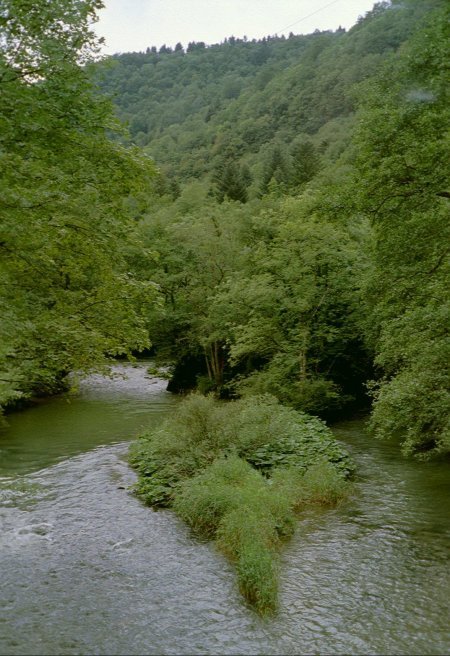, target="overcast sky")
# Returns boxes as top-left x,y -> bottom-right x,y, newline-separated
94,0 -> 378,54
